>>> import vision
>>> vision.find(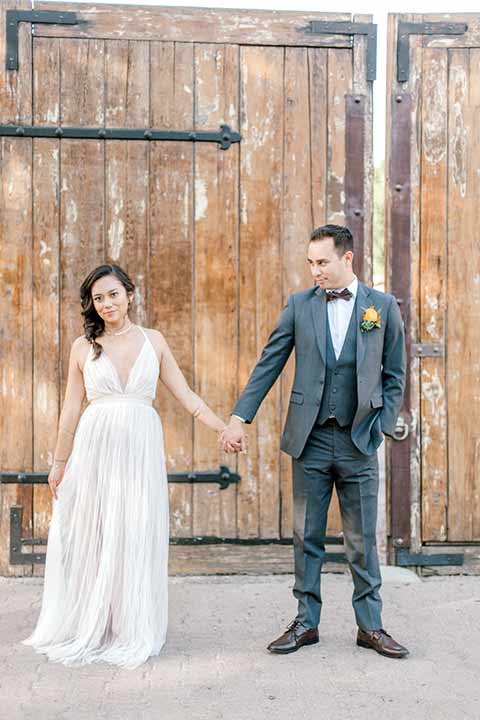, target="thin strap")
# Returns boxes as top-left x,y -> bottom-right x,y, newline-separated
138,326 -> 160,367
